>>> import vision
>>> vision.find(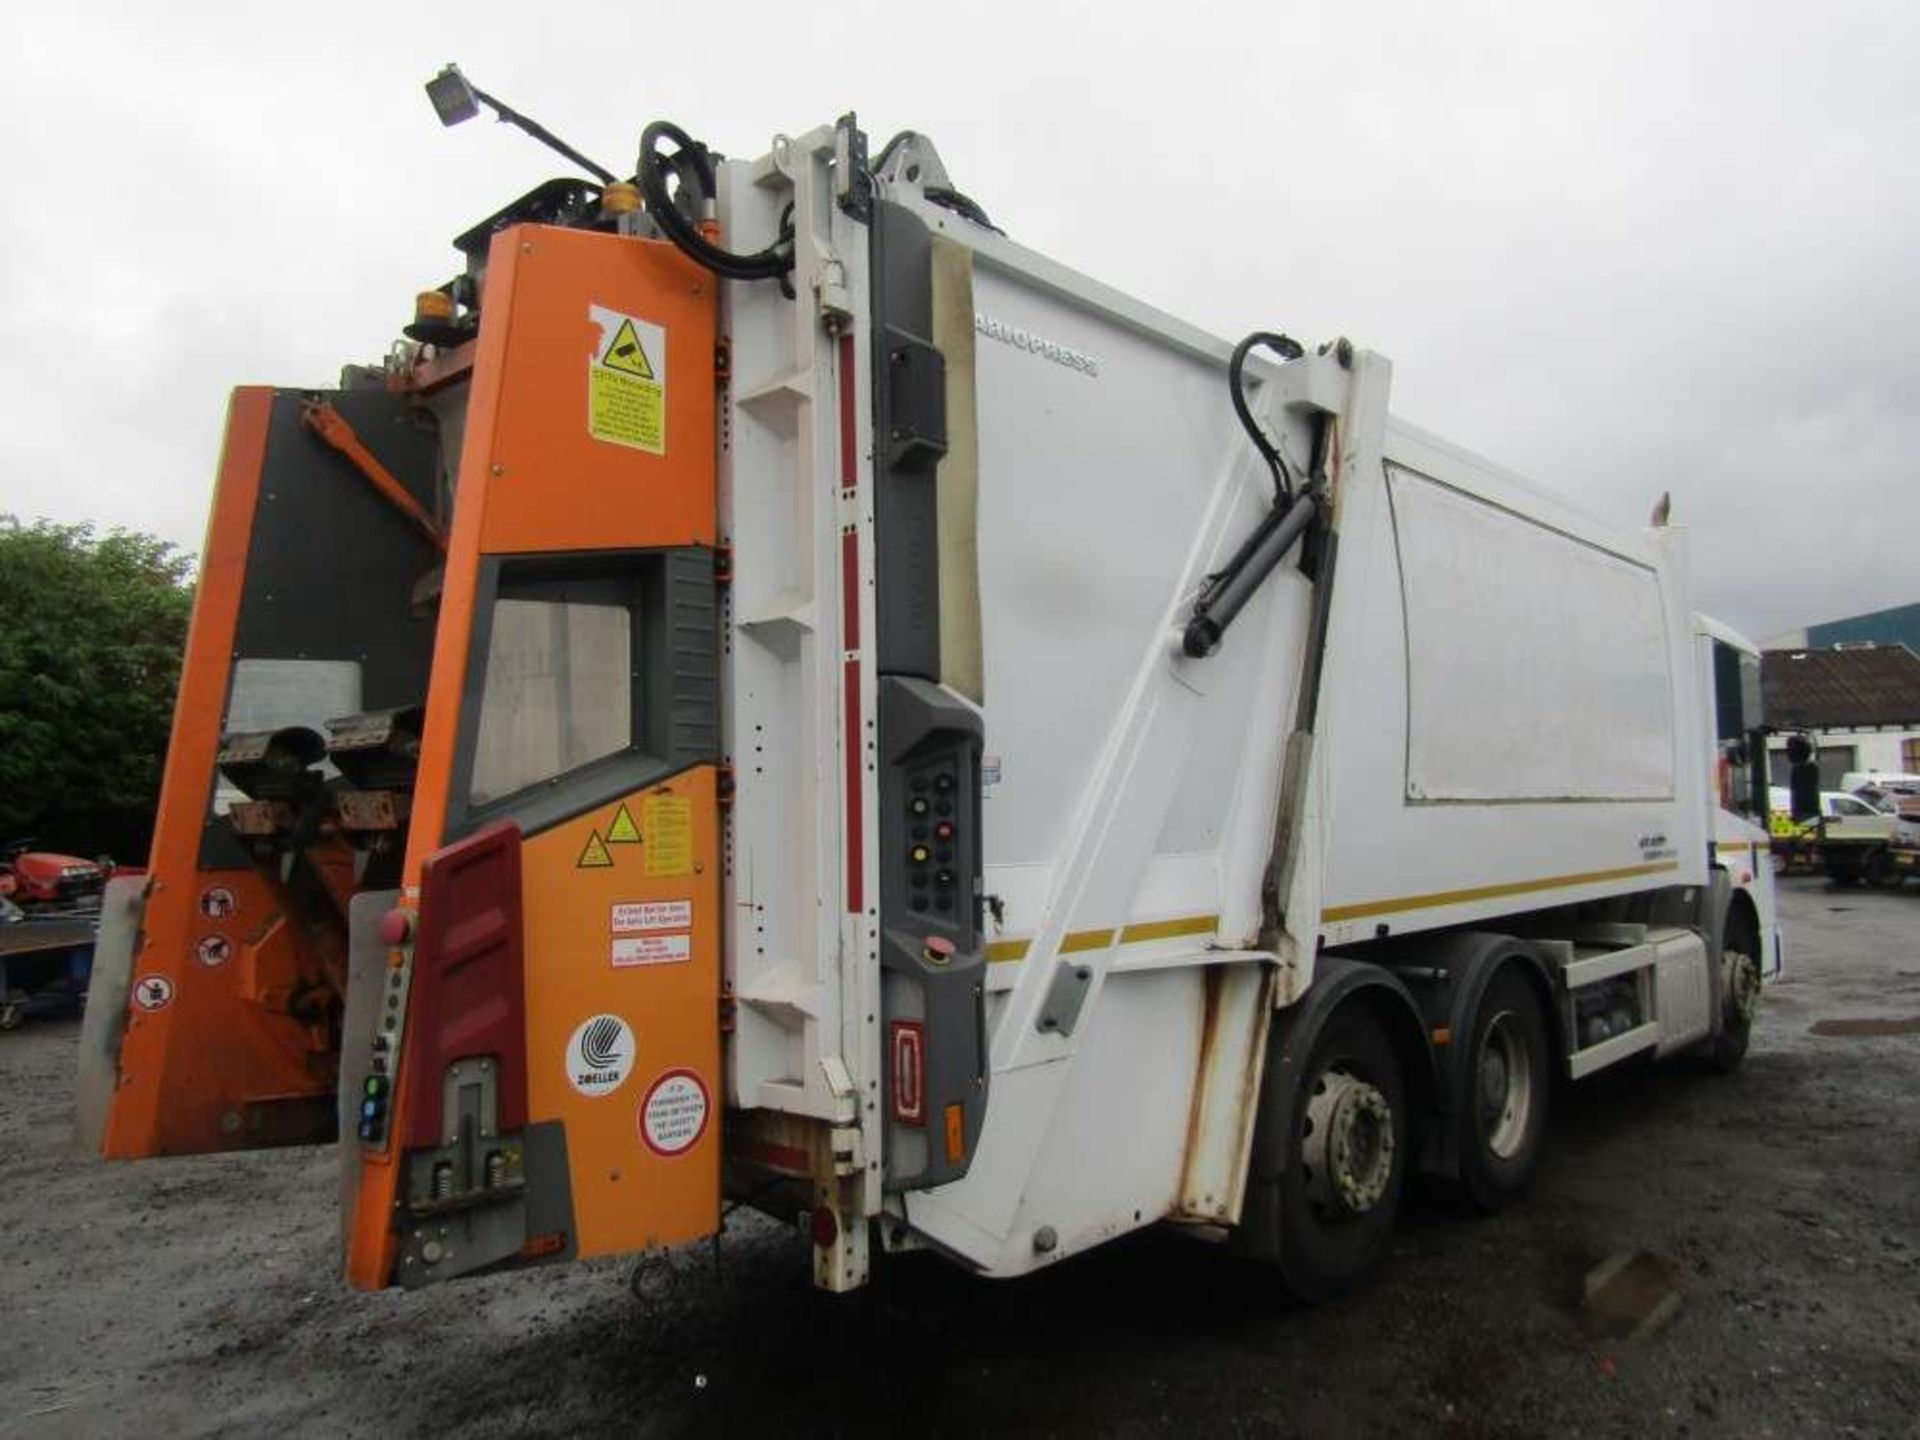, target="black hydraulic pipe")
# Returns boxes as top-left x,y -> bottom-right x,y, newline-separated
1182,490 -> 1320,658
471,86 -> 618,185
